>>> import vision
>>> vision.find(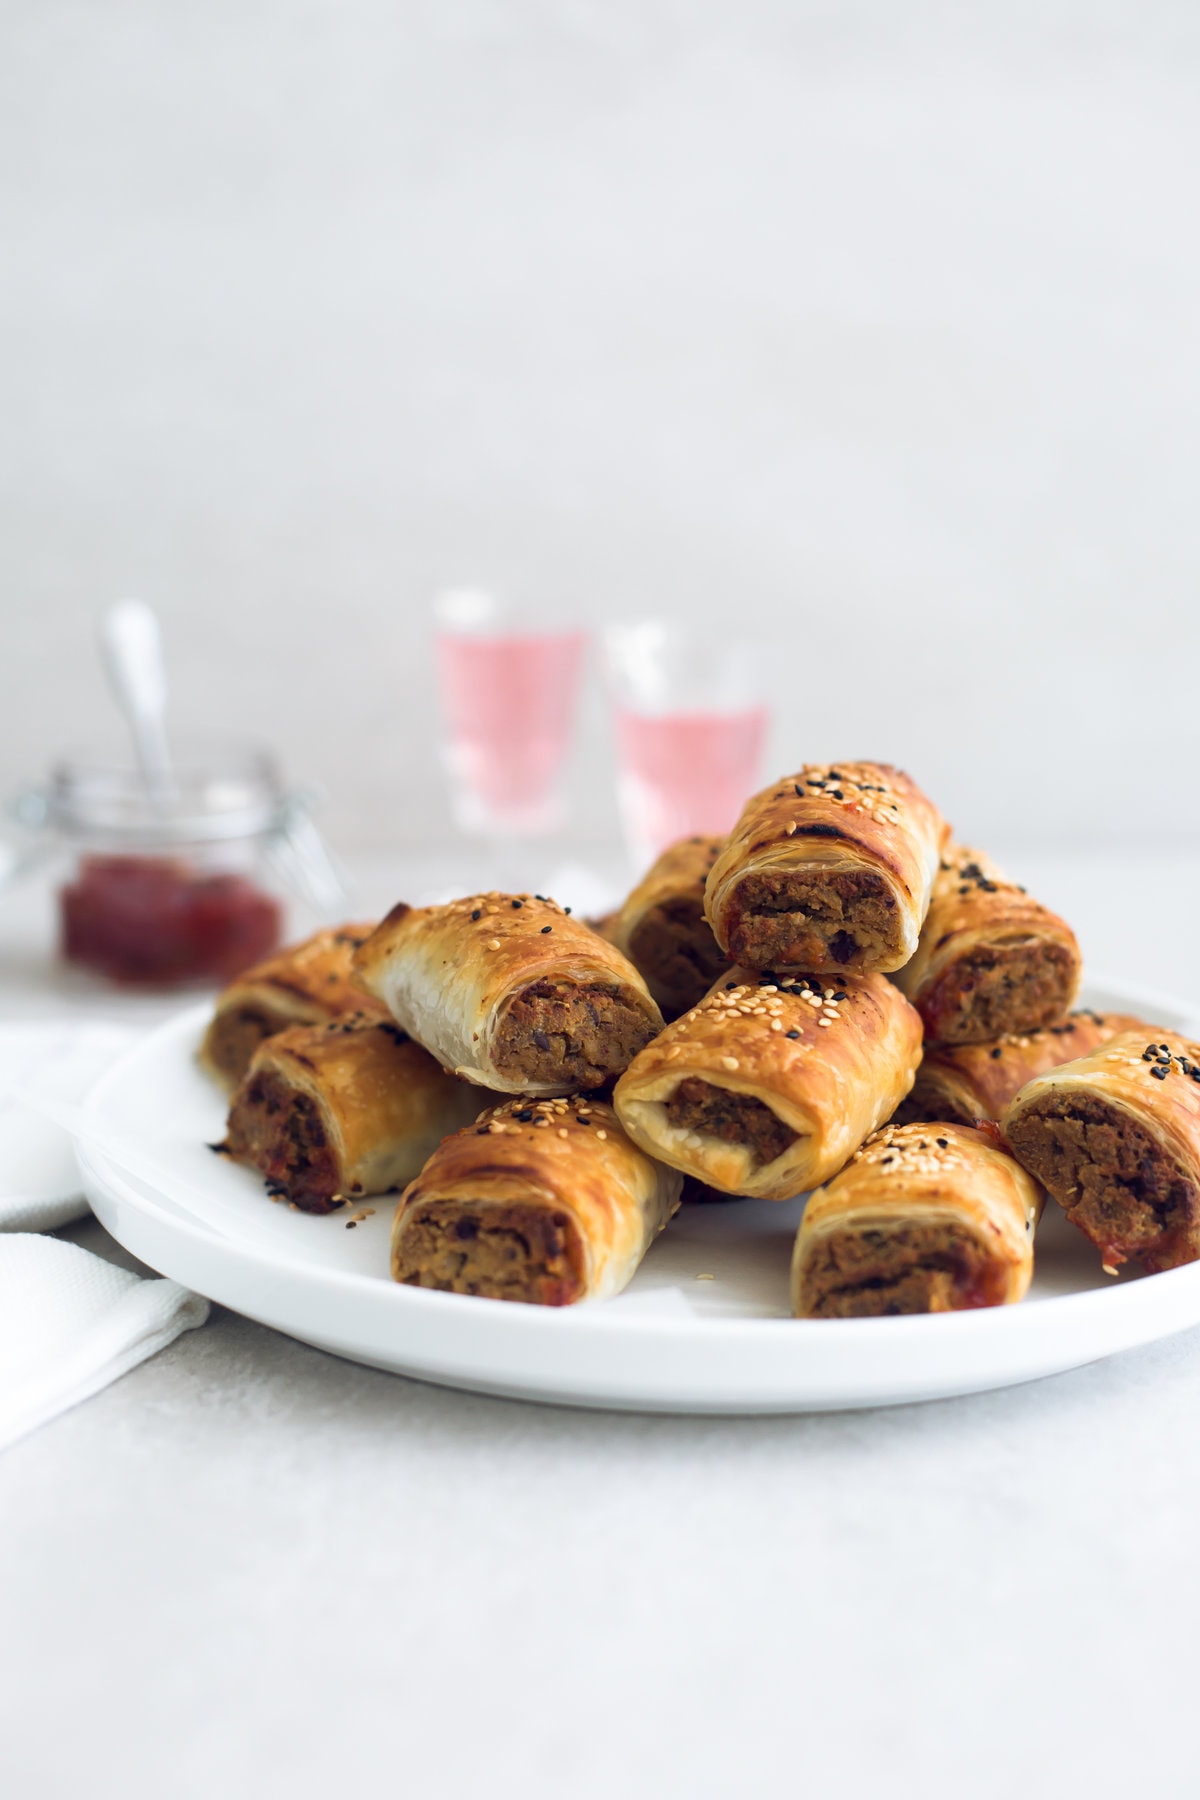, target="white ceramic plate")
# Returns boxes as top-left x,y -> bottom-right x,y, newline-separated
78,979 -> 1200,1414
